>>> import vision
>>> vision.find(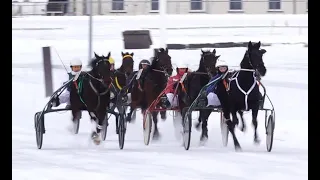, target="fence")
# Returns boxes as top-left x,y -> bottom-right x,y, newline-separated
12,0 -> 308,16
